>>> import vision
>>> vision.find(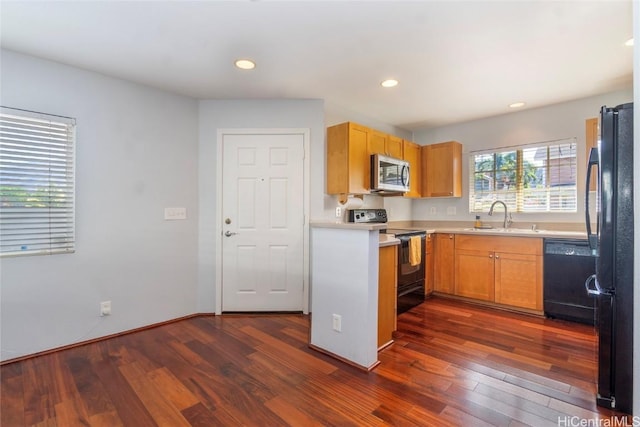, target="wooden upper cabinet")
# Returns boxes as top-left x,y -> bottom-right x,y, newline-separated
326,122 -> 370,195
387,135 -> 404,159
421,141 -> 462,197
402,140 -> 421,198
586,117 -> 599,192
367,130 -> 387,156
326,121 -> 415,196
368,131 -> 403,159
